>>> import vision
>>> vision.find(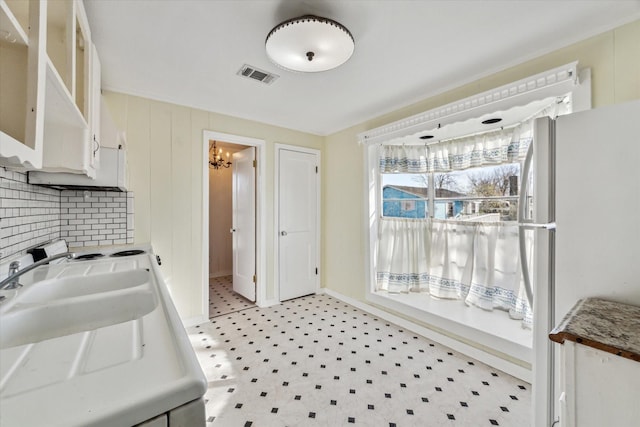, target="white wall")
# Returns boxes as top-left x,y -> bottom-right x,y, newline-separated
102,95 -> 323,321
